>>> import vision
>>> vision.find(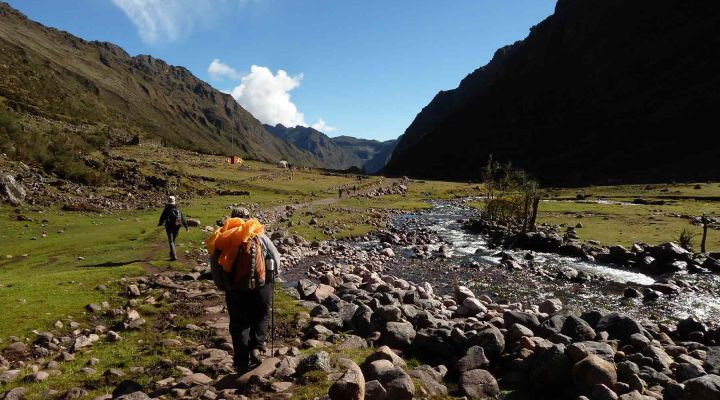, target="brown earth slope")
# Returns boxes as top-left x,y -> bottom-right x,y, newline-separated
0,2 -> 316,165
